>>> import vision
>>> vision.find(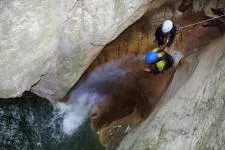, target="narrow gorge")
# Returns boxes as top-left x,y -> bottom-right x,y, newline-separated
0,0 -> 225,149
